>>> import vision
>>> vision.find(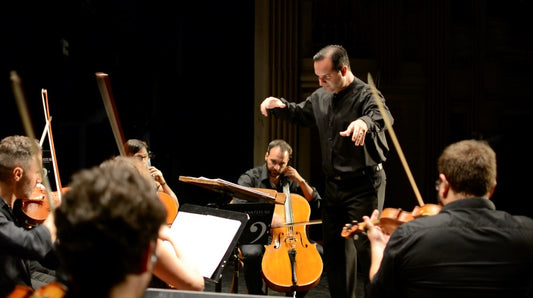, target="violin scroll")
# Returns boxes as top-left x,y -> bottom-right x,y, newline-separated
341,220 -> 365,239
